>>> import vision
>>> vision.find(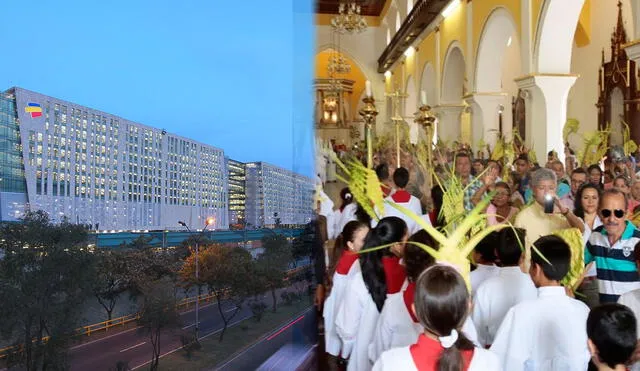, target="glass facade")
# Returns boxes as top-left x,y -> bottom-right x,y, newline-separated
0,93 -> 26,194
226,157 -> 246,226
